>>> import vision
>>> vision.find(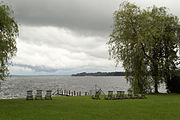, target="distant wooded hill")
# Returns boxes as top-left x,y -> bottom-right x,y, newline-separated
72,72 -> 125,76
